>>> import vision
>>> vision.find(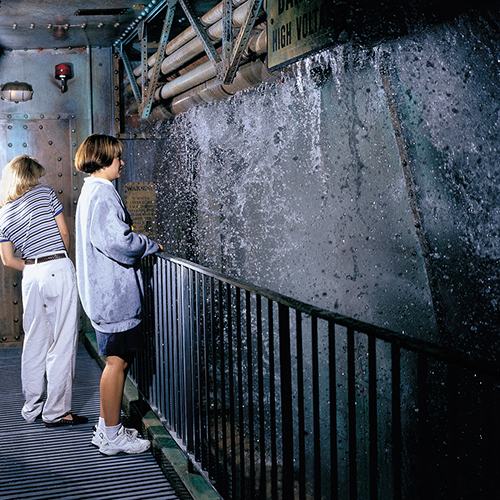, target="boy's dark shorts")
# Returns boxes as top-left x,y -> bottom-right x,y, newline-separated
95,322 -> 144,362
